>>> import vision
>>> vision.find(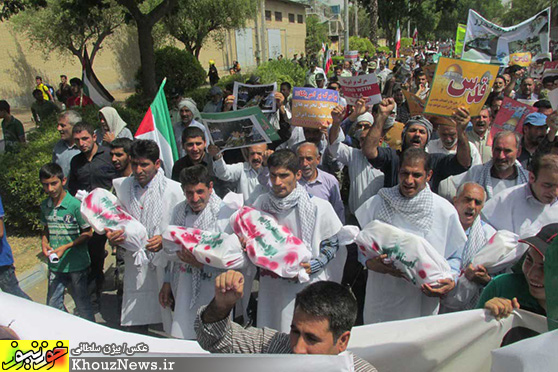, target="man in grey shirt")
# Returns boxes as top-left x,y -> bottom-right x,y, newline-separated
52,110 -> 81,177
